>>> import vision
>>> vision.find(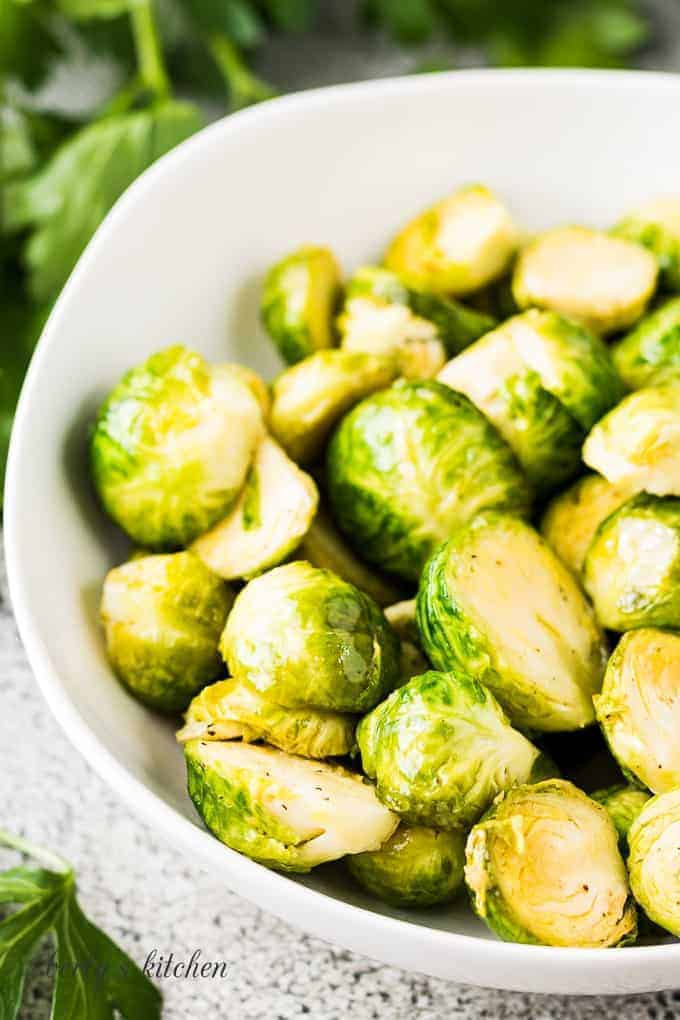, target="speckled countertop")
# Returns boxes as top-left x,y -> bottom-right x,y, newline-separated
5,3 -> 680,1015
